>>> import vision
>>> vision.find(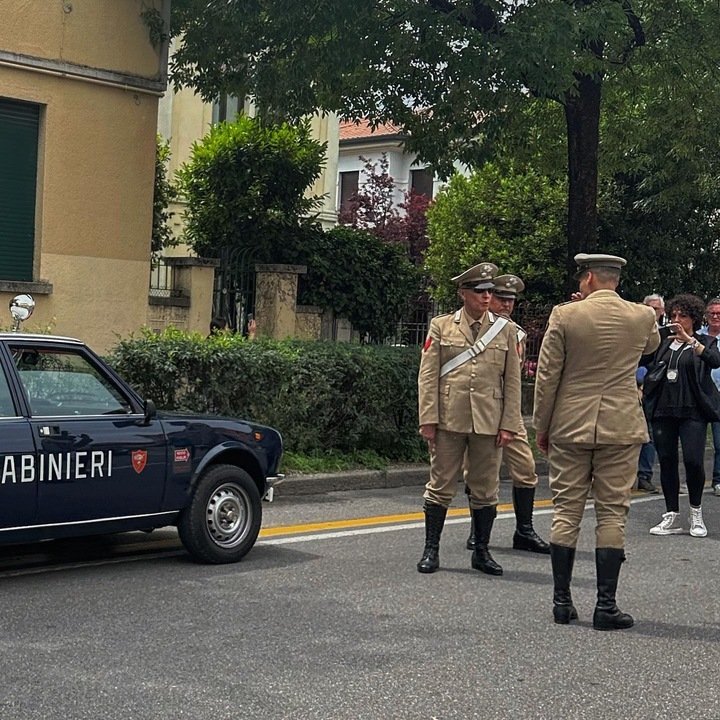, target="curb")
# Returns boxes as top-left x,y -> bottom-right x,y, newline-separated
276,459 -> 550,497
276,464 -> 429,496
